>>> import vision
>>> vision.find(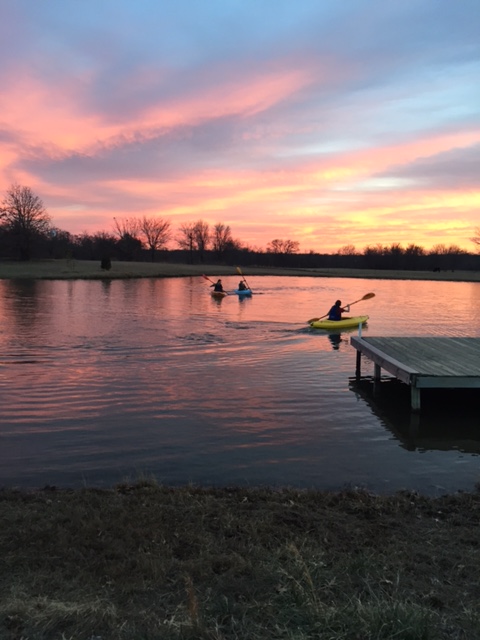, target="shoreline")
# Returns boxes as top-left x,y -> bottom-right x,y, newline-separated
1,258 -> 480,282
